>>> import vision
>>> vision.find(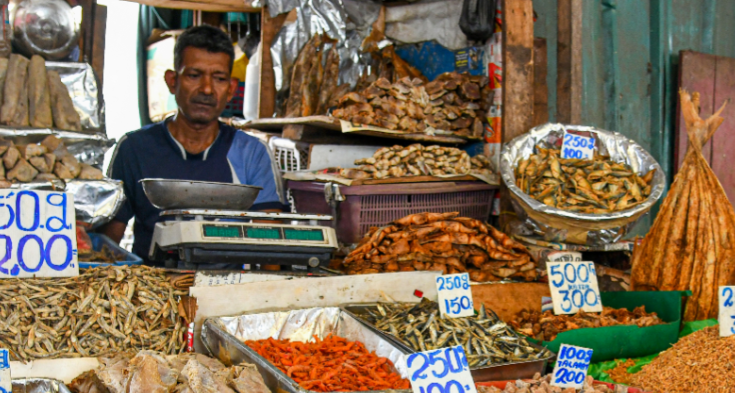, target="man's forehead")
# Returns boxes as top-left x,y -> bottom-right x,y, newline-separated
179,47 -> 231,72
